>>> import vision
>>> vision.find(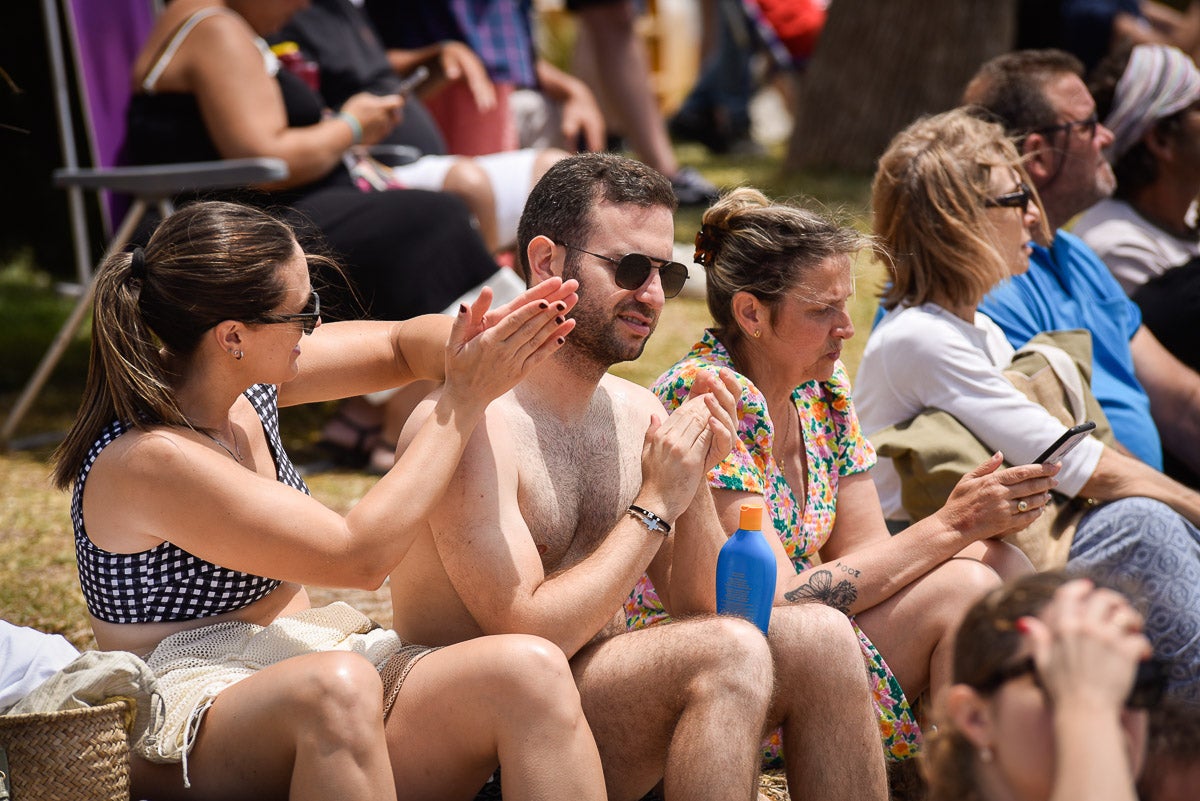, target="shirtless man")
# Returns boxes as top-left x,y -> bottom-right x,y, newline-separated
391,153 -> 887,801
